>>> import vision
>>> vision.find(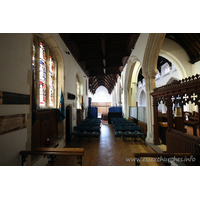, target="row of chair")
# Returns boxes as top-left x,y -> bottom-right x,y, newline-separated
112,120 -> 145,142
84,118 -> 101,123
77,118 -> 101,127
111,117 -> 132,125
72,118 -> 101,141
71,129 -> 100,141
113,123 -> 137,129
